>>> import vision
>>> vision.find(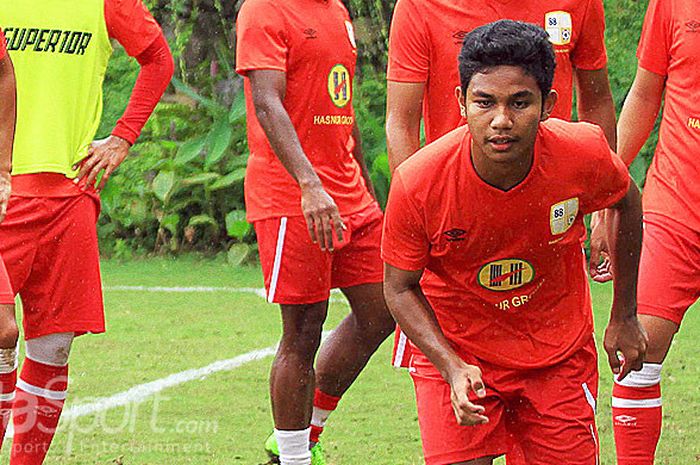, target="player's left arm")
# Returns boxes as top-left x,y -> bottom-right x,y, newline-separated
0,52 -> 16,223
602,179 -> 648,381
574,67 -> 616,149
351,122 -> 377,200
76,0 -> 174,191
